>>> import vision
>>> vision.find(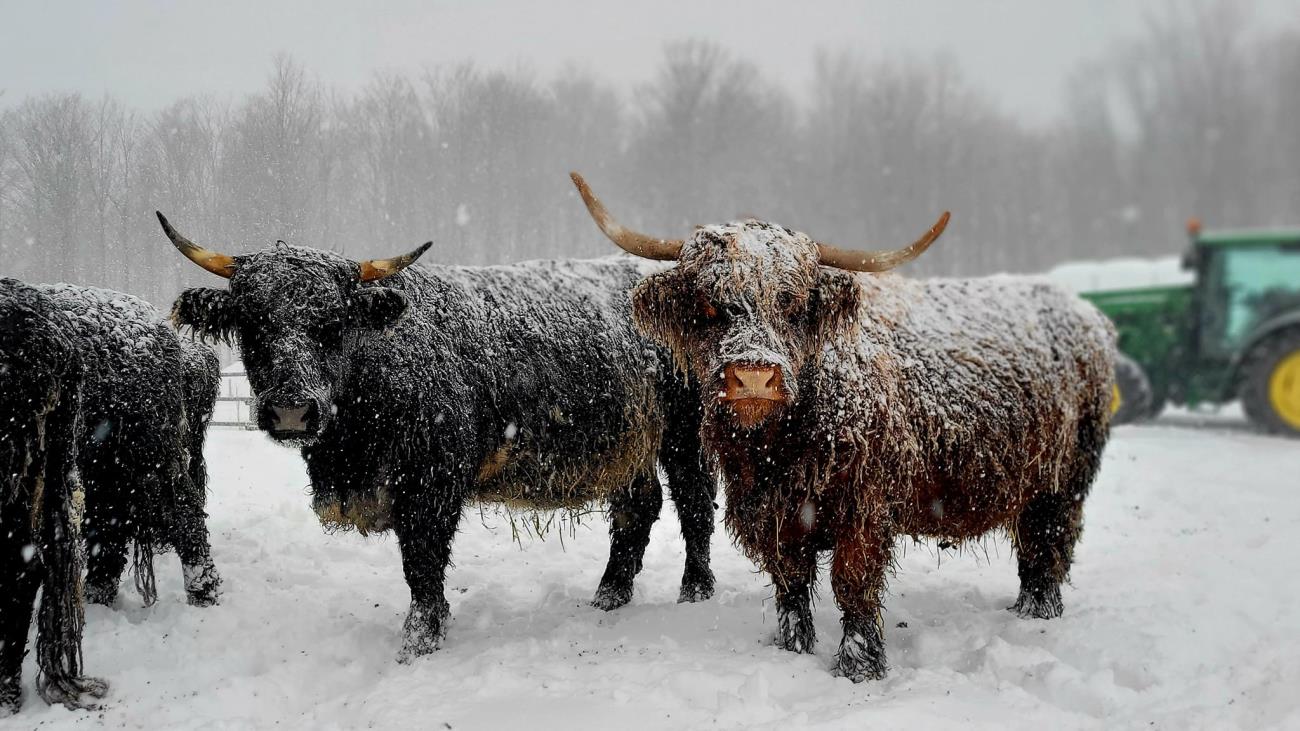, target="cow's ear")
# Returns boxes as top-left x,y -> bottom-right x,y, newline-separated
812,269 -> 862,340
630,269 -> 689,346
172,287 -> 237,344
349,287 -> 409,329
